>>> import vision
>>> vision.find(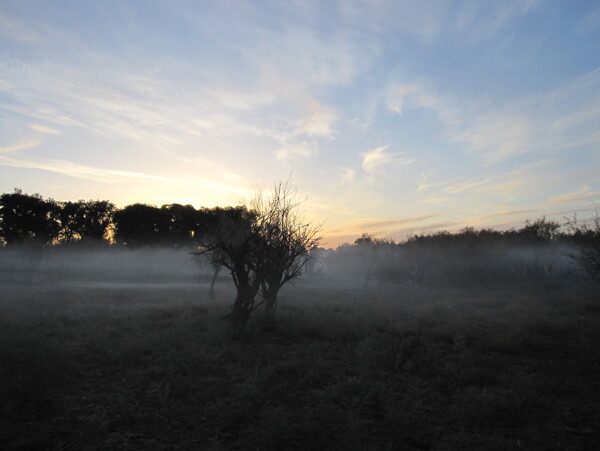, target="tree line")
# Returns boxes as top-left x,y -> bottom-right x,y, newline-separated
0,189 -> 576,248
0,188 -> 250,248
323,216 -> 600,287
